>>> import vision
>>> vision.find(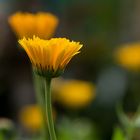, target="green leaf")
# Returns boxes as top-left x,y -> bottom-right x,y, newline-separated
0,132 -> 4,140
57,117 -> 100,140
133,105 -> 140,128
112,127 -> 125,140
117,104 -> 129,127
134,115 -> 140,128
